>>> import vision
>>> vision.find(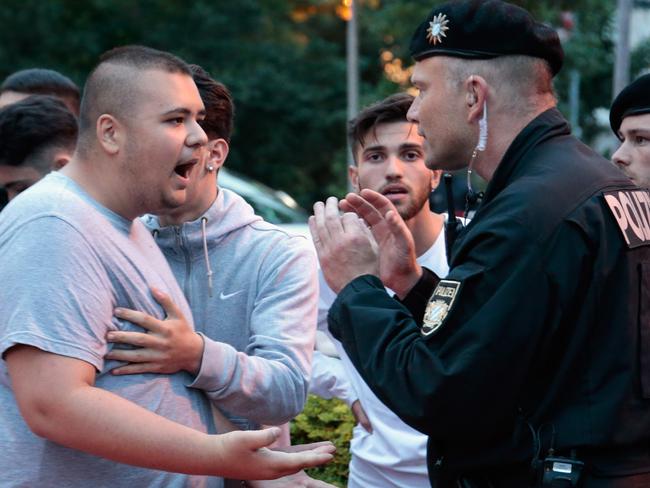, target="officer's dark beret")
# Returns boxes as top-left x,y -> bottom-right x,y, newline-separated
409,0 -> 564,76
609,74 -> 650,138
